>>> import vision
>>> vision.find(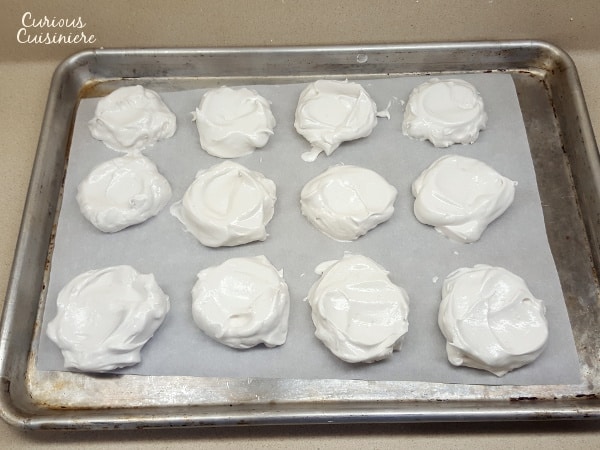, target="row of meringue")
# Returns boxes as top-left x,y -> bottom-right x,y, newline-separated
87,78 -> 488,160
76,153 -> 516,247
86,82 -> 379,160
169,161 -> 397,246
46,257 -> 290,372
310,255 -> 548,376
47,256 -> 548,378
